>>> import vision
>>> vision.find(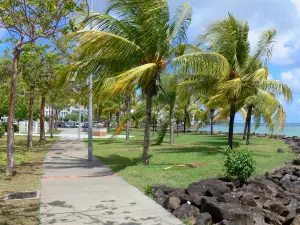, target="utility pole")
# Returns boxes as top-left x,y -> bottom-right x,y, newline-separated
78,106 -> 81,141
87,0 -> 94,161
